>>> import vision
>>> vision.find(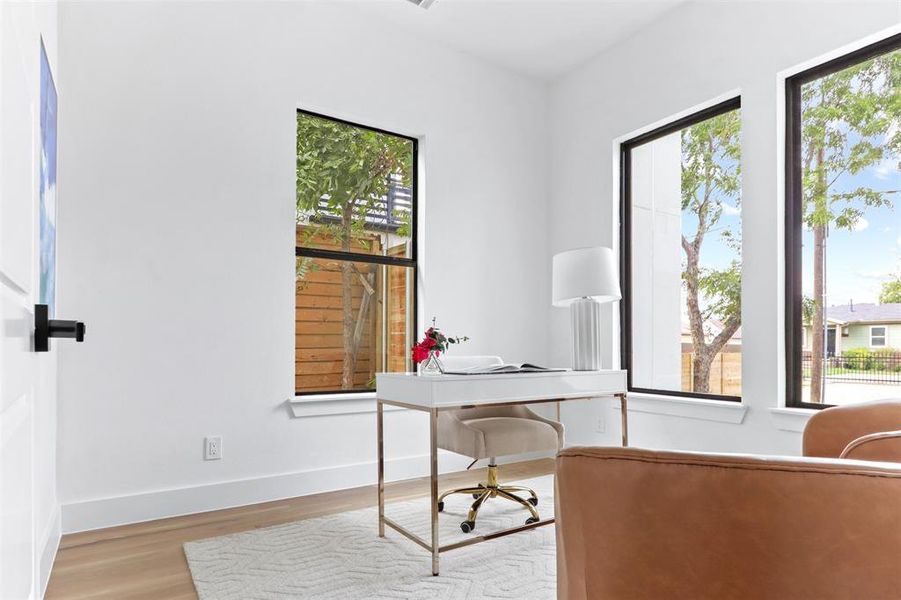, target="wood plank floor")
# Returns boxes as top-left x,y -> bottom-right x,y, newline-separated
46,459 -> 554,599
